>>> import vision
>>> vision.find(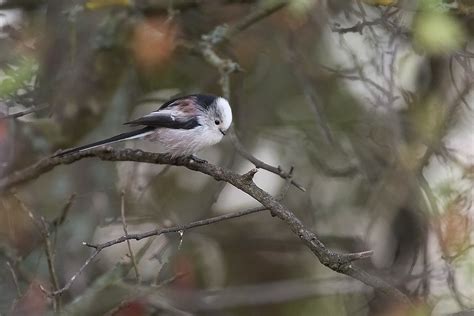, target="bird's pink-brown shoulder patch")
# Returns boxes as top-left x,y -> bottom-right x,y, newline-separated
174,98 -> 199,114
